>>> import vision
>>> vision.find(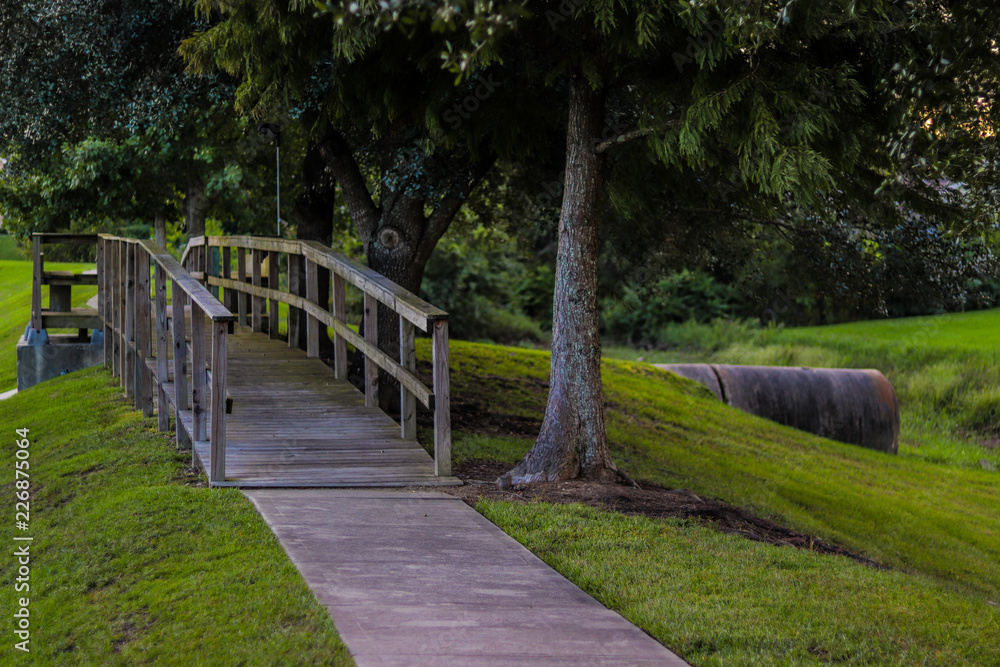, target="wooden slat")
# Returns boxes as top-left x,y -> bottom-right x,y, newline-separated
221,246 -> 233,312
135,249 -> 153,417
40,310 -> 101,329
400,318 -> 416,440
32,233 -> 99,244
268,251 -> 279,340
43,272 -> 99,286
306,258 -> 319,358
172,280 -> 190,447
237,246 -> 247,327
155,263 -> 170,432
364,292 -> 378,408
125,243 -> 136,401
31,236 -> 42,331
287,252 -> 301,350
251,248 -> 263,333
433,319 -> 452,477
111,240 -> 120,378
332,271 -> 348,380
210,321 -> 228,483
118,241 -> 127,387
191,306 -> 207,443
